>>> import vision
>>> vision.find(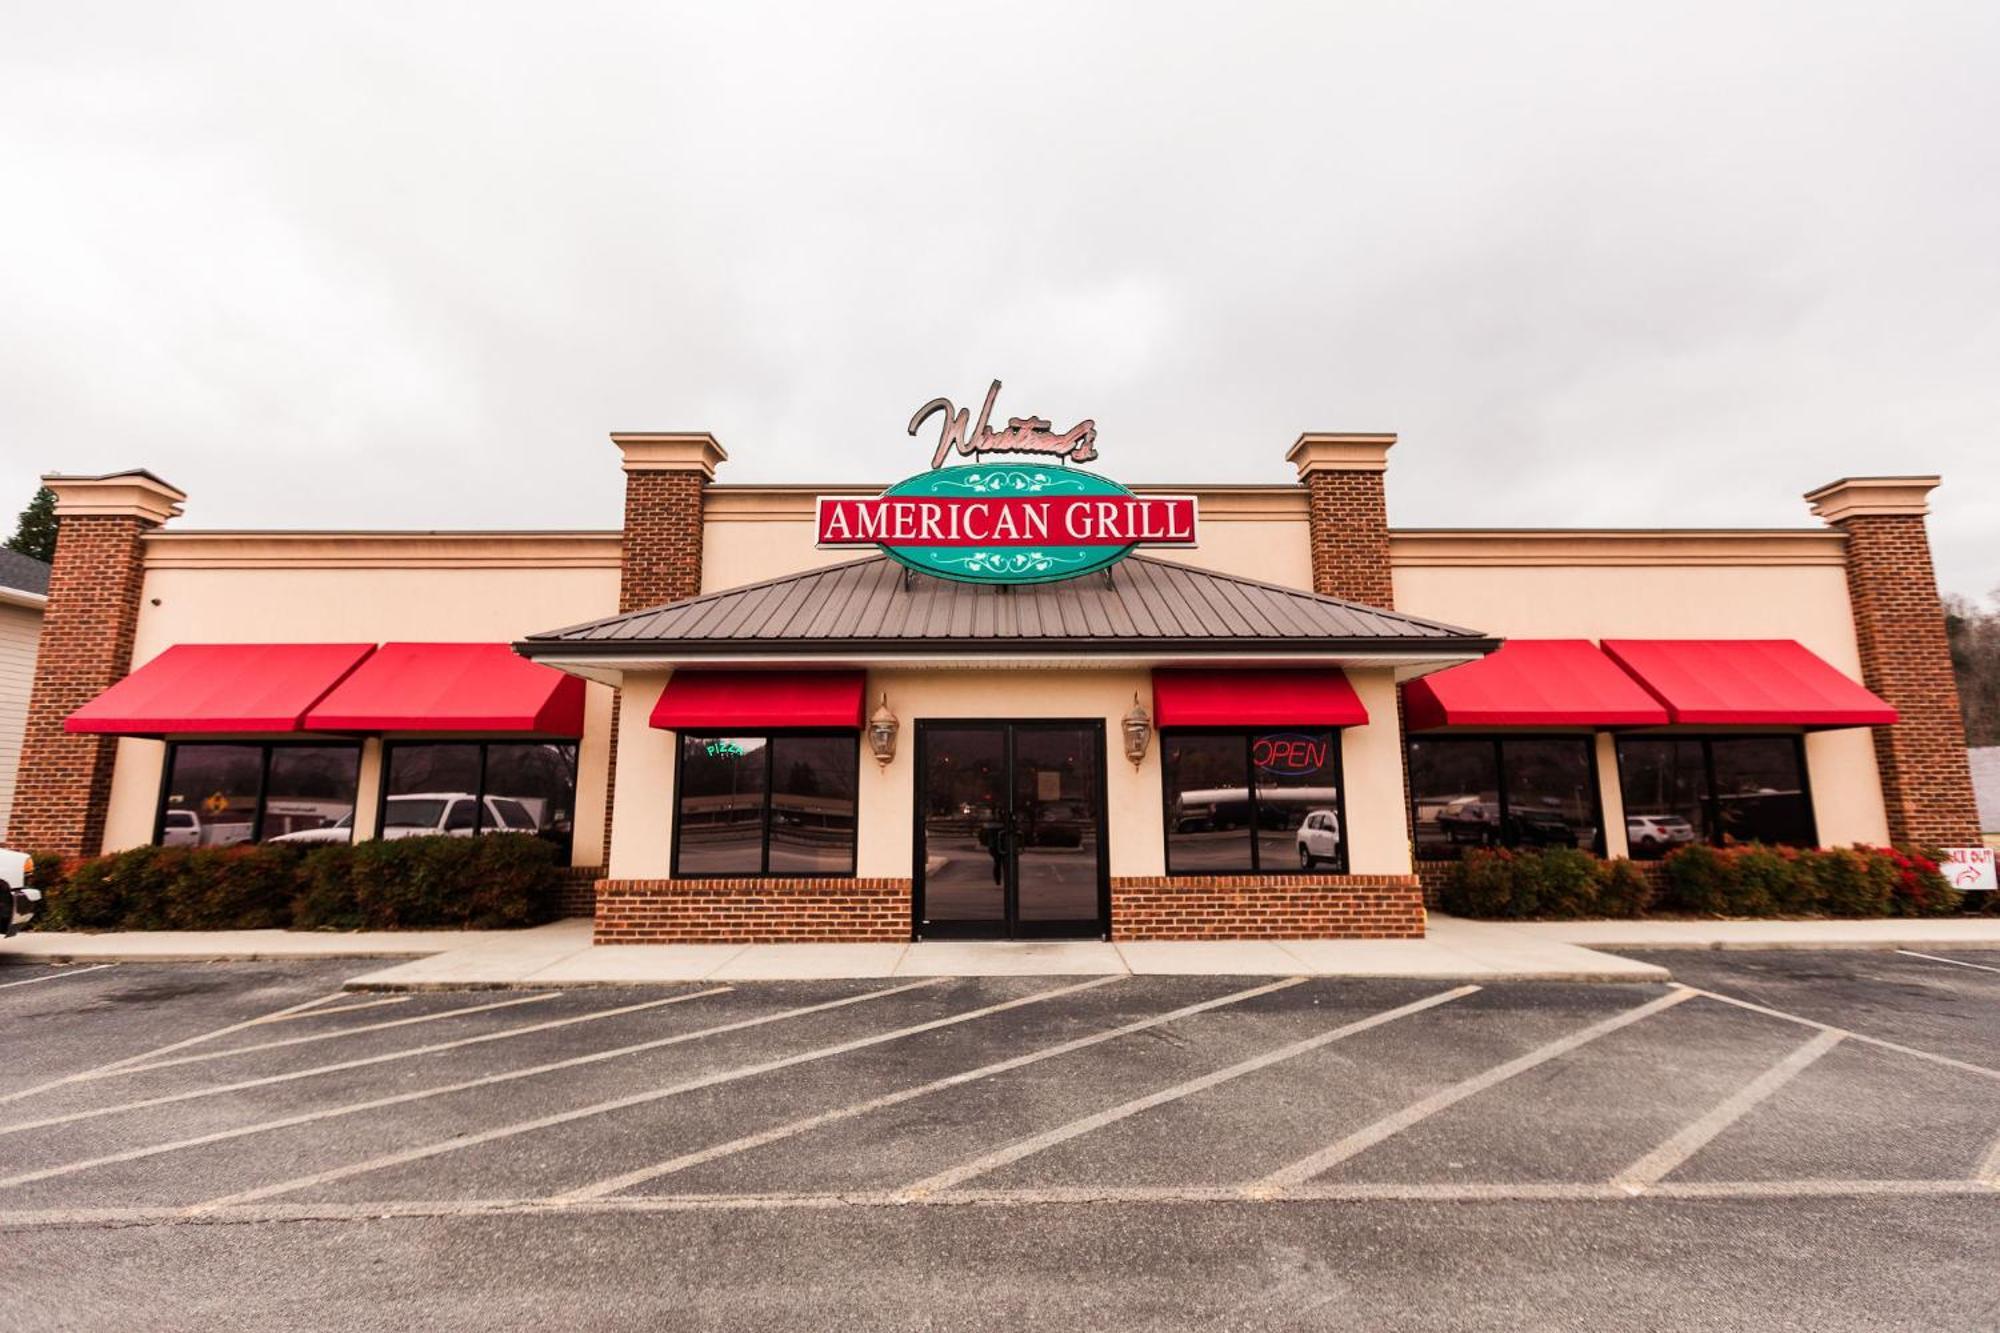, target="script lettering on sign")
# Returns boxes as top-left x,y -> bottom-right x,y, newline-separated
814,384 -> 1199,585
910,380 -> 1099,469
